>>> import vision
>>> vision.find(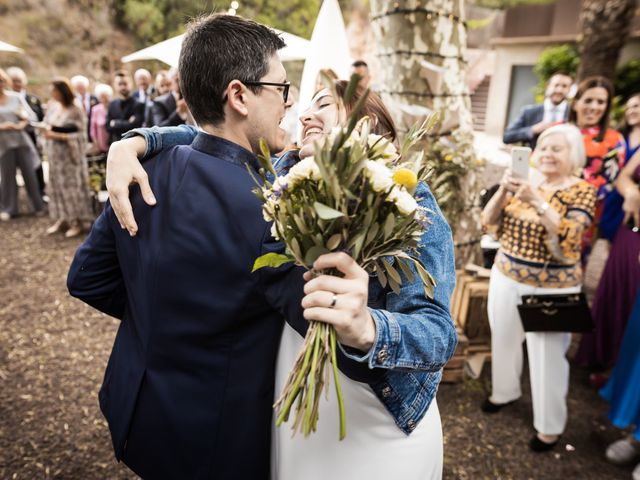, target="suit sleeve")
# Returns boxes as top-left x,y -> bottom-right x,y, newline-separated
151,101 -> 169,127
67,203 -> 127,319
151,102 -> 184,127
503,107 -> 534,144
